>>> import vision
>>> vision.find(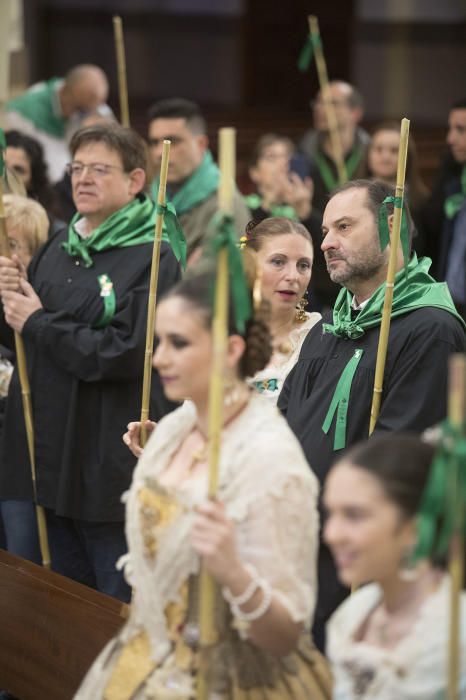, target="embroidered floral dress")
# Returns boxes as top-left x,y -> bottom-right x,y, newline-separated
75,394 -> 331,699
250,312 -> 321,404
327,576 -> 466,699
